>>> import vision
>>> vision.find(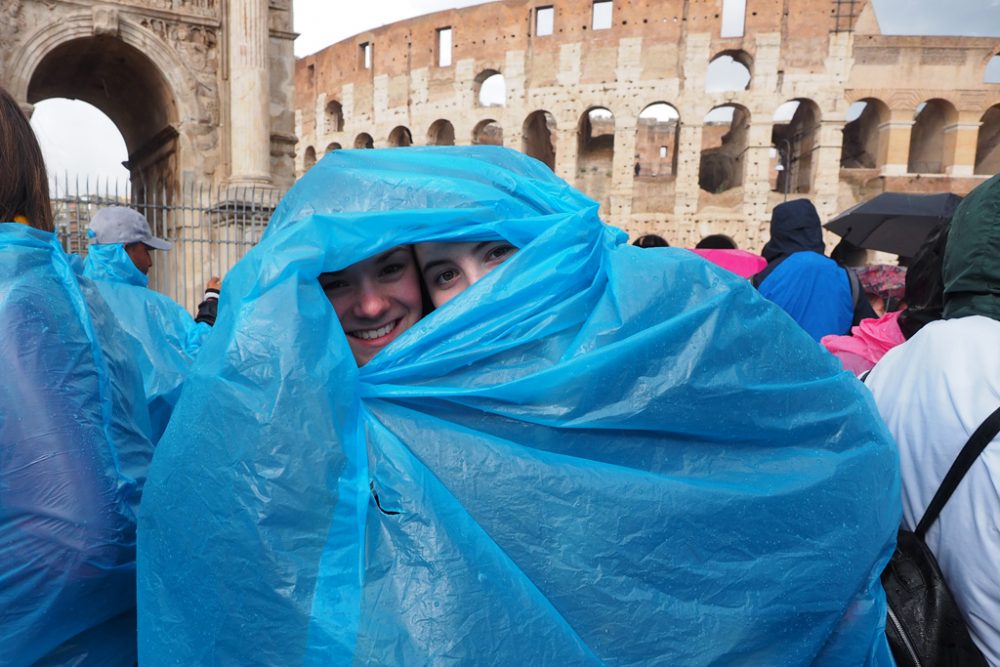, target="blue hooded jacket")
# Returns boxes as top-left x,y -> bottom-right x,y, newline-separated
139,147 -> 899,666
83,243 -> 211,443
1,223 -> 153,666
756,199 -> 854,341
